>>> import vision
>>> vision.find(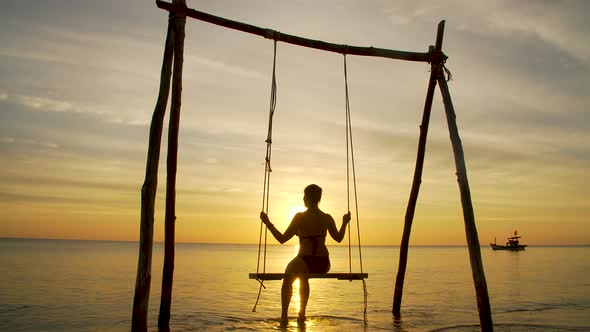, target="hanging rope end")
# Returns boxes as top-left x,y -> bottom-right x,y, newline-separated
252,280 -> 266,312
442,64 -> 453,82
362,278 -> 368,325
